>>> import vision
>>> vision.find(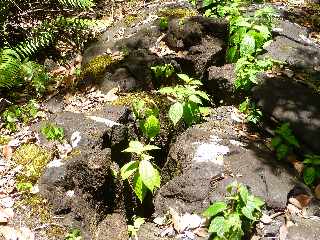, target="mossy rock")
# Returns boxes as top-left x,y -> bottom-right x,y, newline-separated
81,55 -> 120,83
13,143 -> 53,184
157,7 -> 197,19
